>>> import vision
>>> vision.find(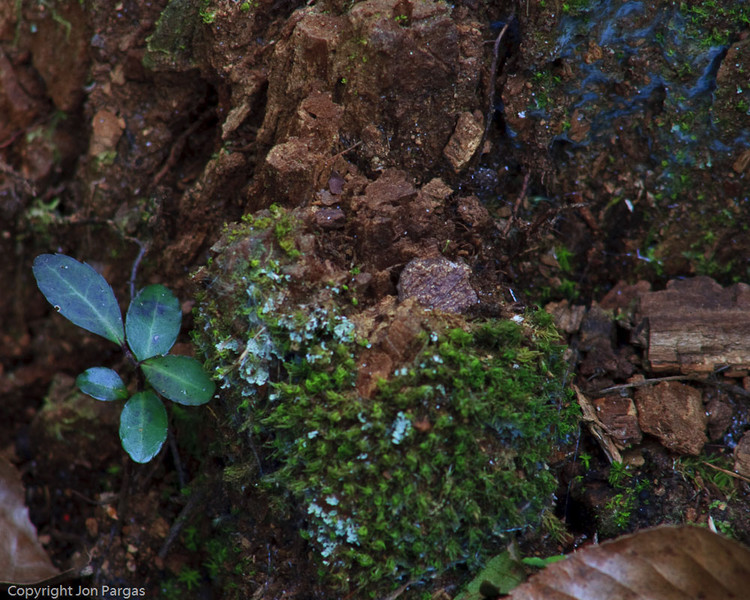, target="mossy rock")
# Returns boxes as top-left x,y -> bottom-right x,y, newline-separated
192,205 -> 578,597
